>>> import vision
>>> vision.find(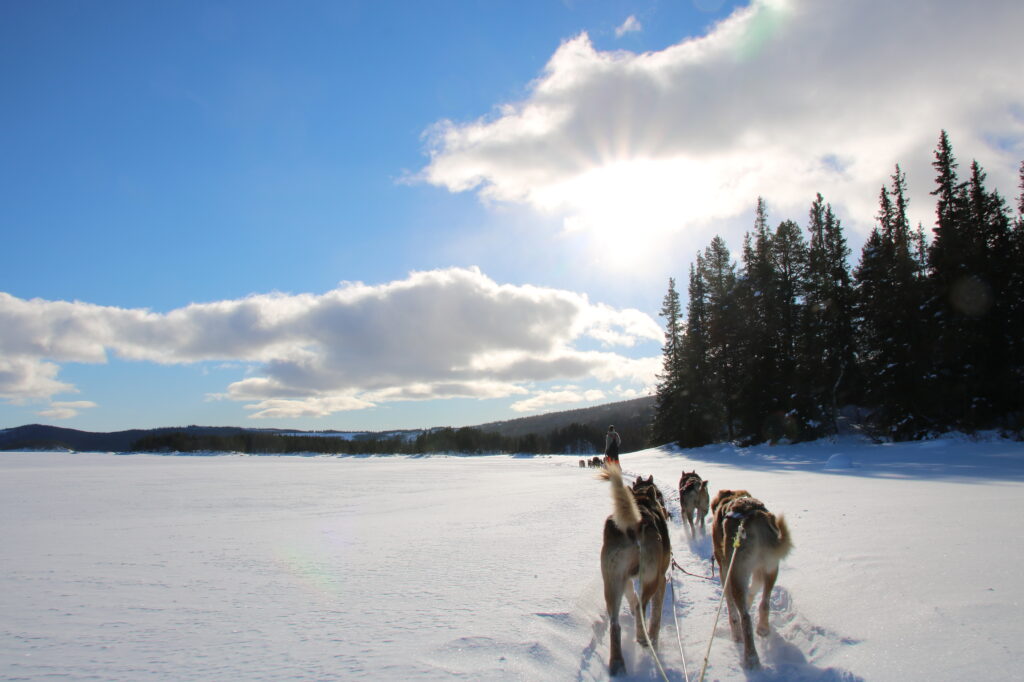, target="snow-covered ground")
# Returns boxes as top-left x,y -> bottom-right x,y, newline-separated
2,435 -> 1023,681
